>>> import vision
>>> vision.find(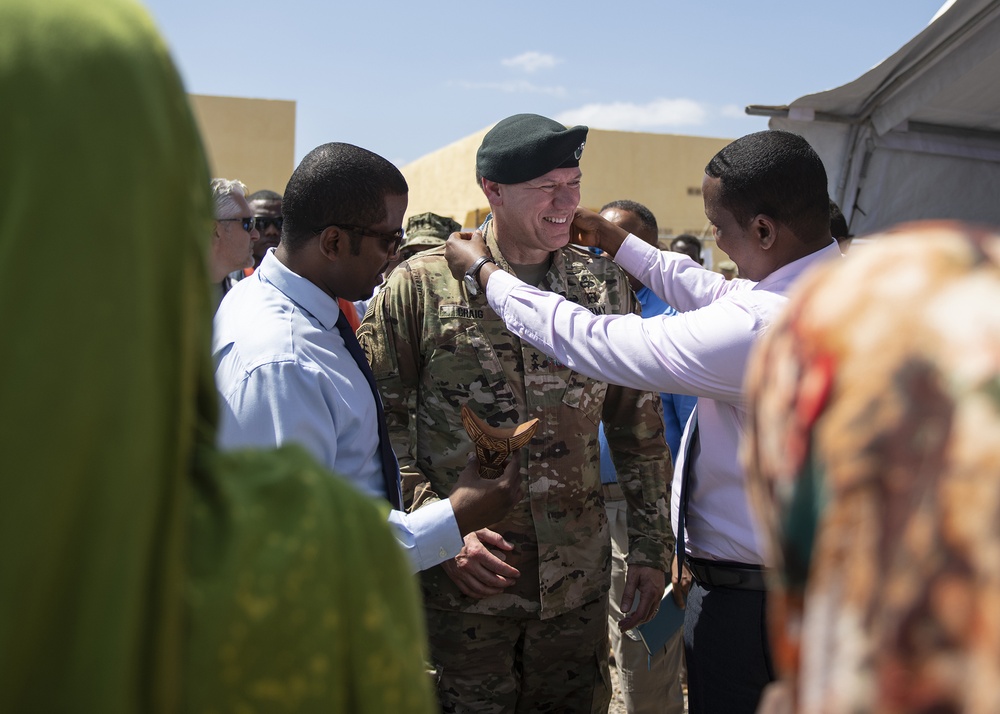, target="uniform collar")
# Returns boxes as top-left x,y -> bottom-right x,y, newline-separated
485,220 -> 567,294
